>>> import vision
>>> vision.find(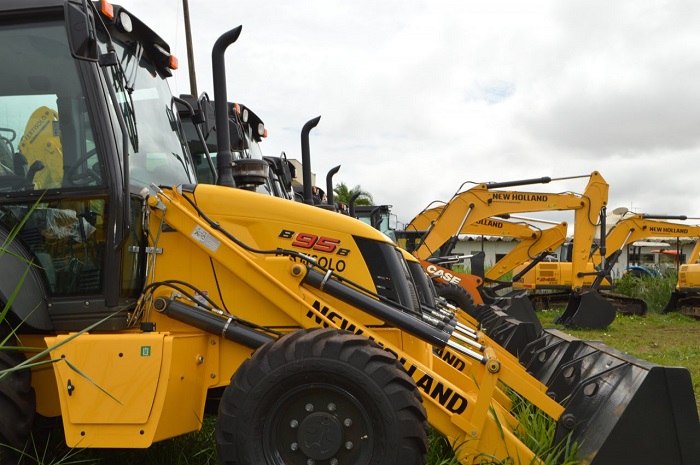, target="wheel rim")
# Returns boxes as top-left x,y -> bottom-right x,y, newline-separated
263,382 -> 374,465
